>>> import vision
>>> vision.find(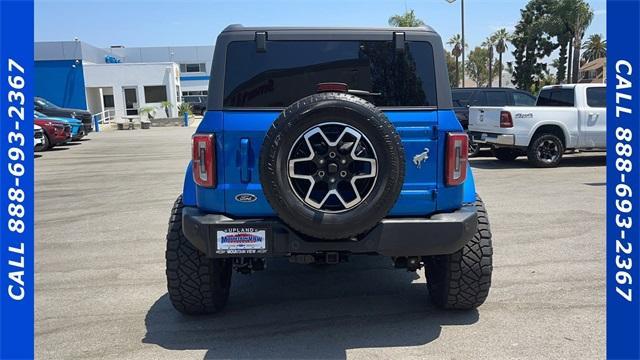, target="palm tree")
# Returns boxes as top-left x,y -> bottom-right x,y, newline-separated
447,34 -> 464,87
491,28 -> 511,87
388,9 -> 425,27
567,0 -> 594,82
582,34 -> 606,62
481,37 -> 495,87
